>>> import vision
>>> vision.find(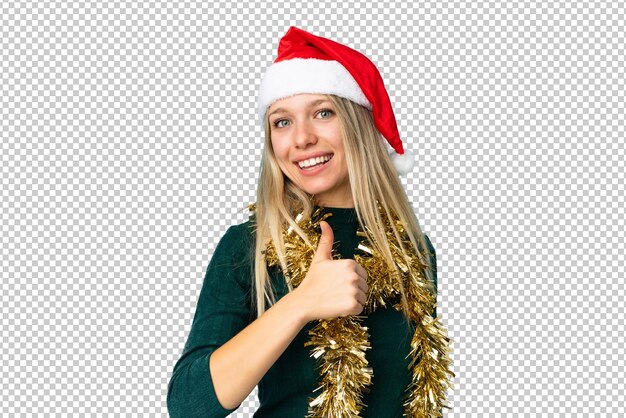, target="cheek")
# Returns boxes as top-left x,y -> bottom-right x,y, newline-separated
269,142 -> 292,174
270,138 -> 286,157
272,146 -> 290,166
327,128 -> 344,151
